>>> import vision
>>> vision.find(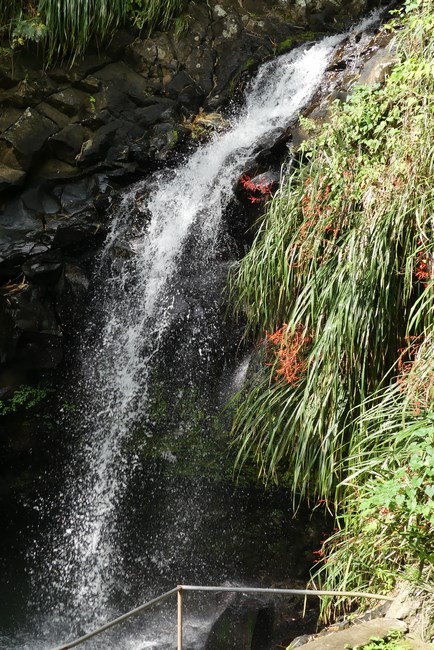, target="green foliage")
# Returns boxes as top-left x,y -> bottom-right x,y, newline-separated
38,0 -> 125,64
125,0 -> 188,35
0,383 -> 52,416
125,0 -> 186,33
0,0 -> 191,64
173,11 -> 192,40
0,2 -> 46,54
10,12 -> 47,48
312,331 -> 434,617
313,419 -> 434,619
345,631 -> 407,650
359,441 -> 434,566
